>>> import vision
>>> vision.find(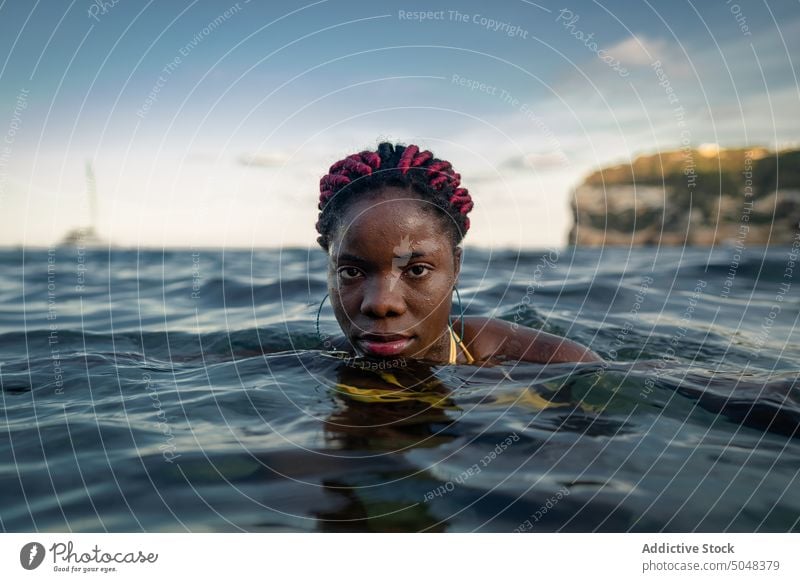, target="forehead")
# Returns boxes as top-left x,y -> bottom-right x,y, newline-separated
330,187 -> 452,260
